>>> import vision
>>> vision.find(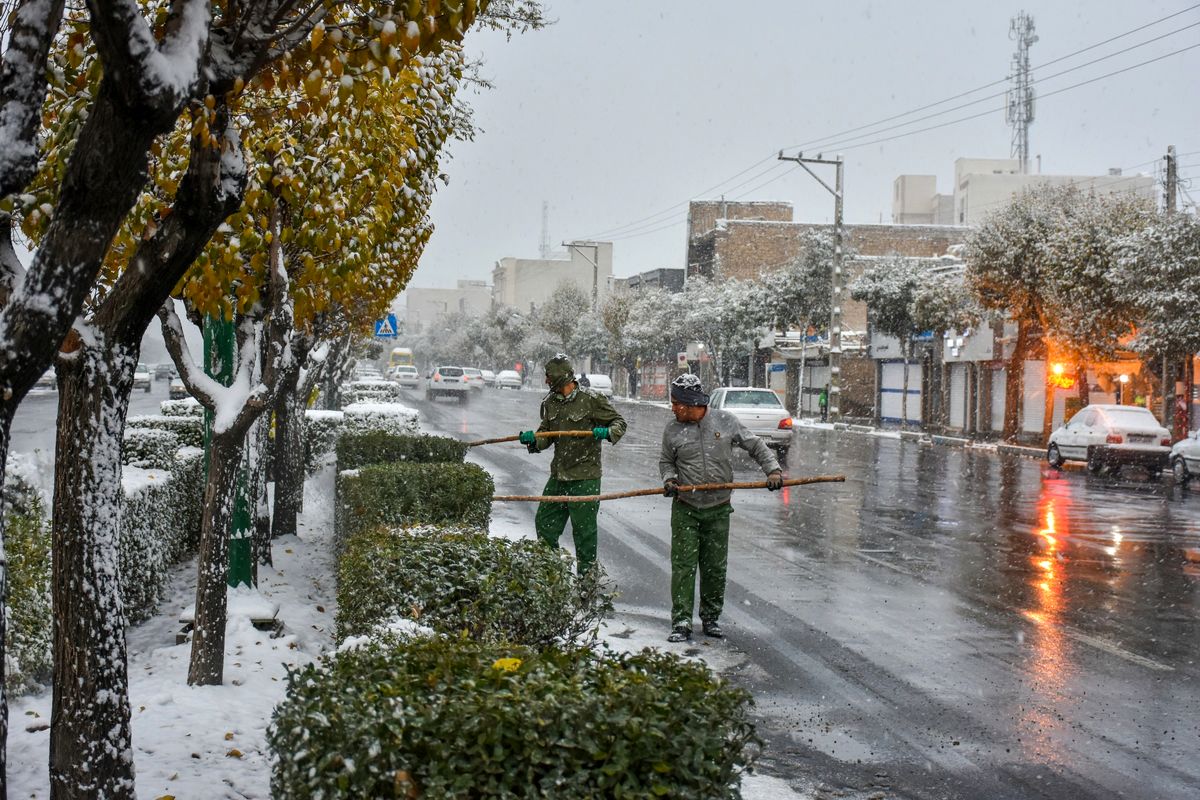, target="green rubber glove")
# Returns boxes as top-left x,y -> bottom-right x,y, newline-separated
592,426 -> 610,441
518,430 -> 537,445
